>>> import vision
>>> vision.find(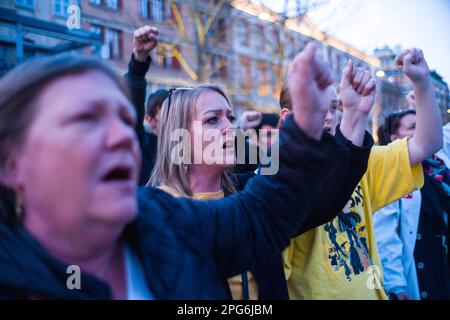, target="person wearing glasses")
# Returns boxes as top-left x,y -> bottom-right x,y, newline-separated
283,48 -> 443,300
374,109 -> 450,300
